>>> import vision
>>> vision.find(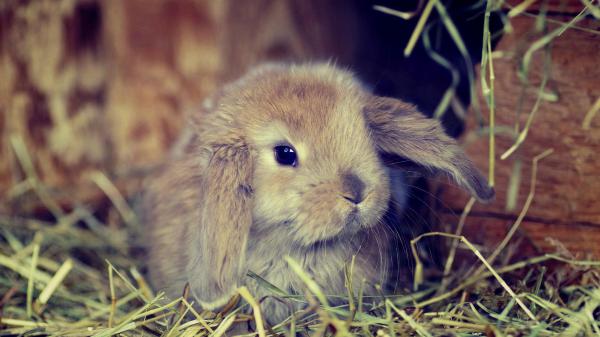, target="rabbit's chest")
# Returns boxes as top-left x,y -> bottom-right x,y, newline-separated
244,244 -> 353,322
244,234 -> 388,322
245,238 -> 383,297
